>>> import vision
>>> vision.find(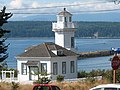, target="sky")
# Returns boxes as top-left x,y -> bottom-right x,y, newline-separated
1,0 -> 120,21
